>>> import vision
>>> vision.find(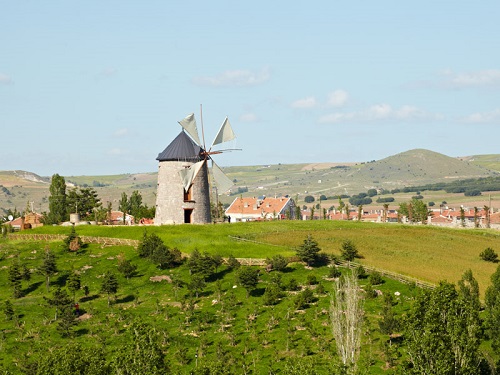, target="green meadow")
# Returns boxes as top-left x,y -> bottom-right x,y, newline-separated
1,221 -> 499,373
27,221 -> 500,297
